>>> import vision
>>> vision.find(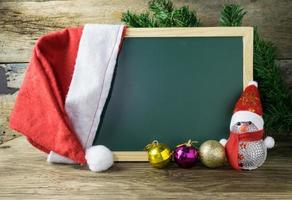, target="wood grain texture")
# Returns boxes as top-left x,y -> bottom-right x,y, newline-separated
126,27 -> 253,37
114,151 -> 148,161
278,59 -> 292,91
0,0 -> 292,62
0,95 -> 20,143
0,136 -> 292,199
0,64 -> 25,143
242,27 -> 253,88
